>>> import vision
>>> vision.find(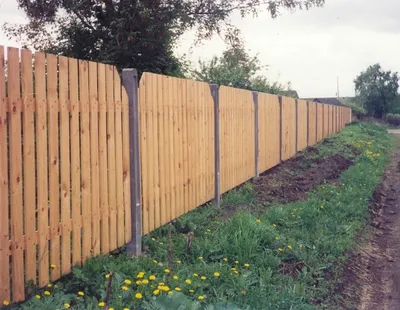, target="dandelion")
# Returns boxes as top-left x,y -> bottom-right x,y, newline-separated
175,287 -> 181,291
105,273 -> 110,279
124,308 -> 130,310
223,258 -> 228,262
177,260 -> 182,264
124,279 -> 132,285
193,273 -> 199,277
198,256 -> 203,260
64,304 -> 71,309
50,264 -> 56,269
272,224 -> 277,228
35,295 -> 41,299
137,274 -> 144,279
213,272 -> 220,277
160,286 -> 170,292
244,263 -> 250,268
164,268 -> 170,273
159,242 -> 164,245
288,245 -> 292,250
255,219 -> 261,223
207,229 -> 211,232
189,289 -> 195,293
231,267 -> 236,271
98,302 -> 105,307
122,286 -> 129,291
241,290 -> 247,295
153,289 -> 160,296
185,279 -> 192,284
278,248 -> 284,252
198,295 -> 204,300
158,262 -> 164,267
275,236 -> 279,240
151,237 -> 156,241
233,270 -> 239,274
168,291 -> 174,295
3,301 -> 10,306
77,291 -> 84,296
173,275 -> 179,280
158,282 -> 165,286
47,284 -> 52,288
44,291 -> 51,296
149,275 -> 156,281
142,279 -> 149,285
135,293 -> 143,299
235,260 -> 239,264
153,260 -> 158,264
136,280 -> 142,285
109,308 -> 114,310
201,276 -> 206,280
